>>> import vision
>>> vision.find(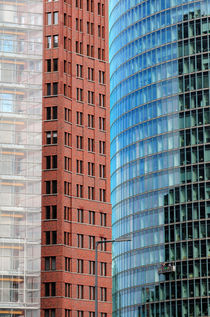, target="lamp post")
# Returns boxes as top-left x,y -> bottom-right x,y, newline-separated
95,237 -> 131,317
